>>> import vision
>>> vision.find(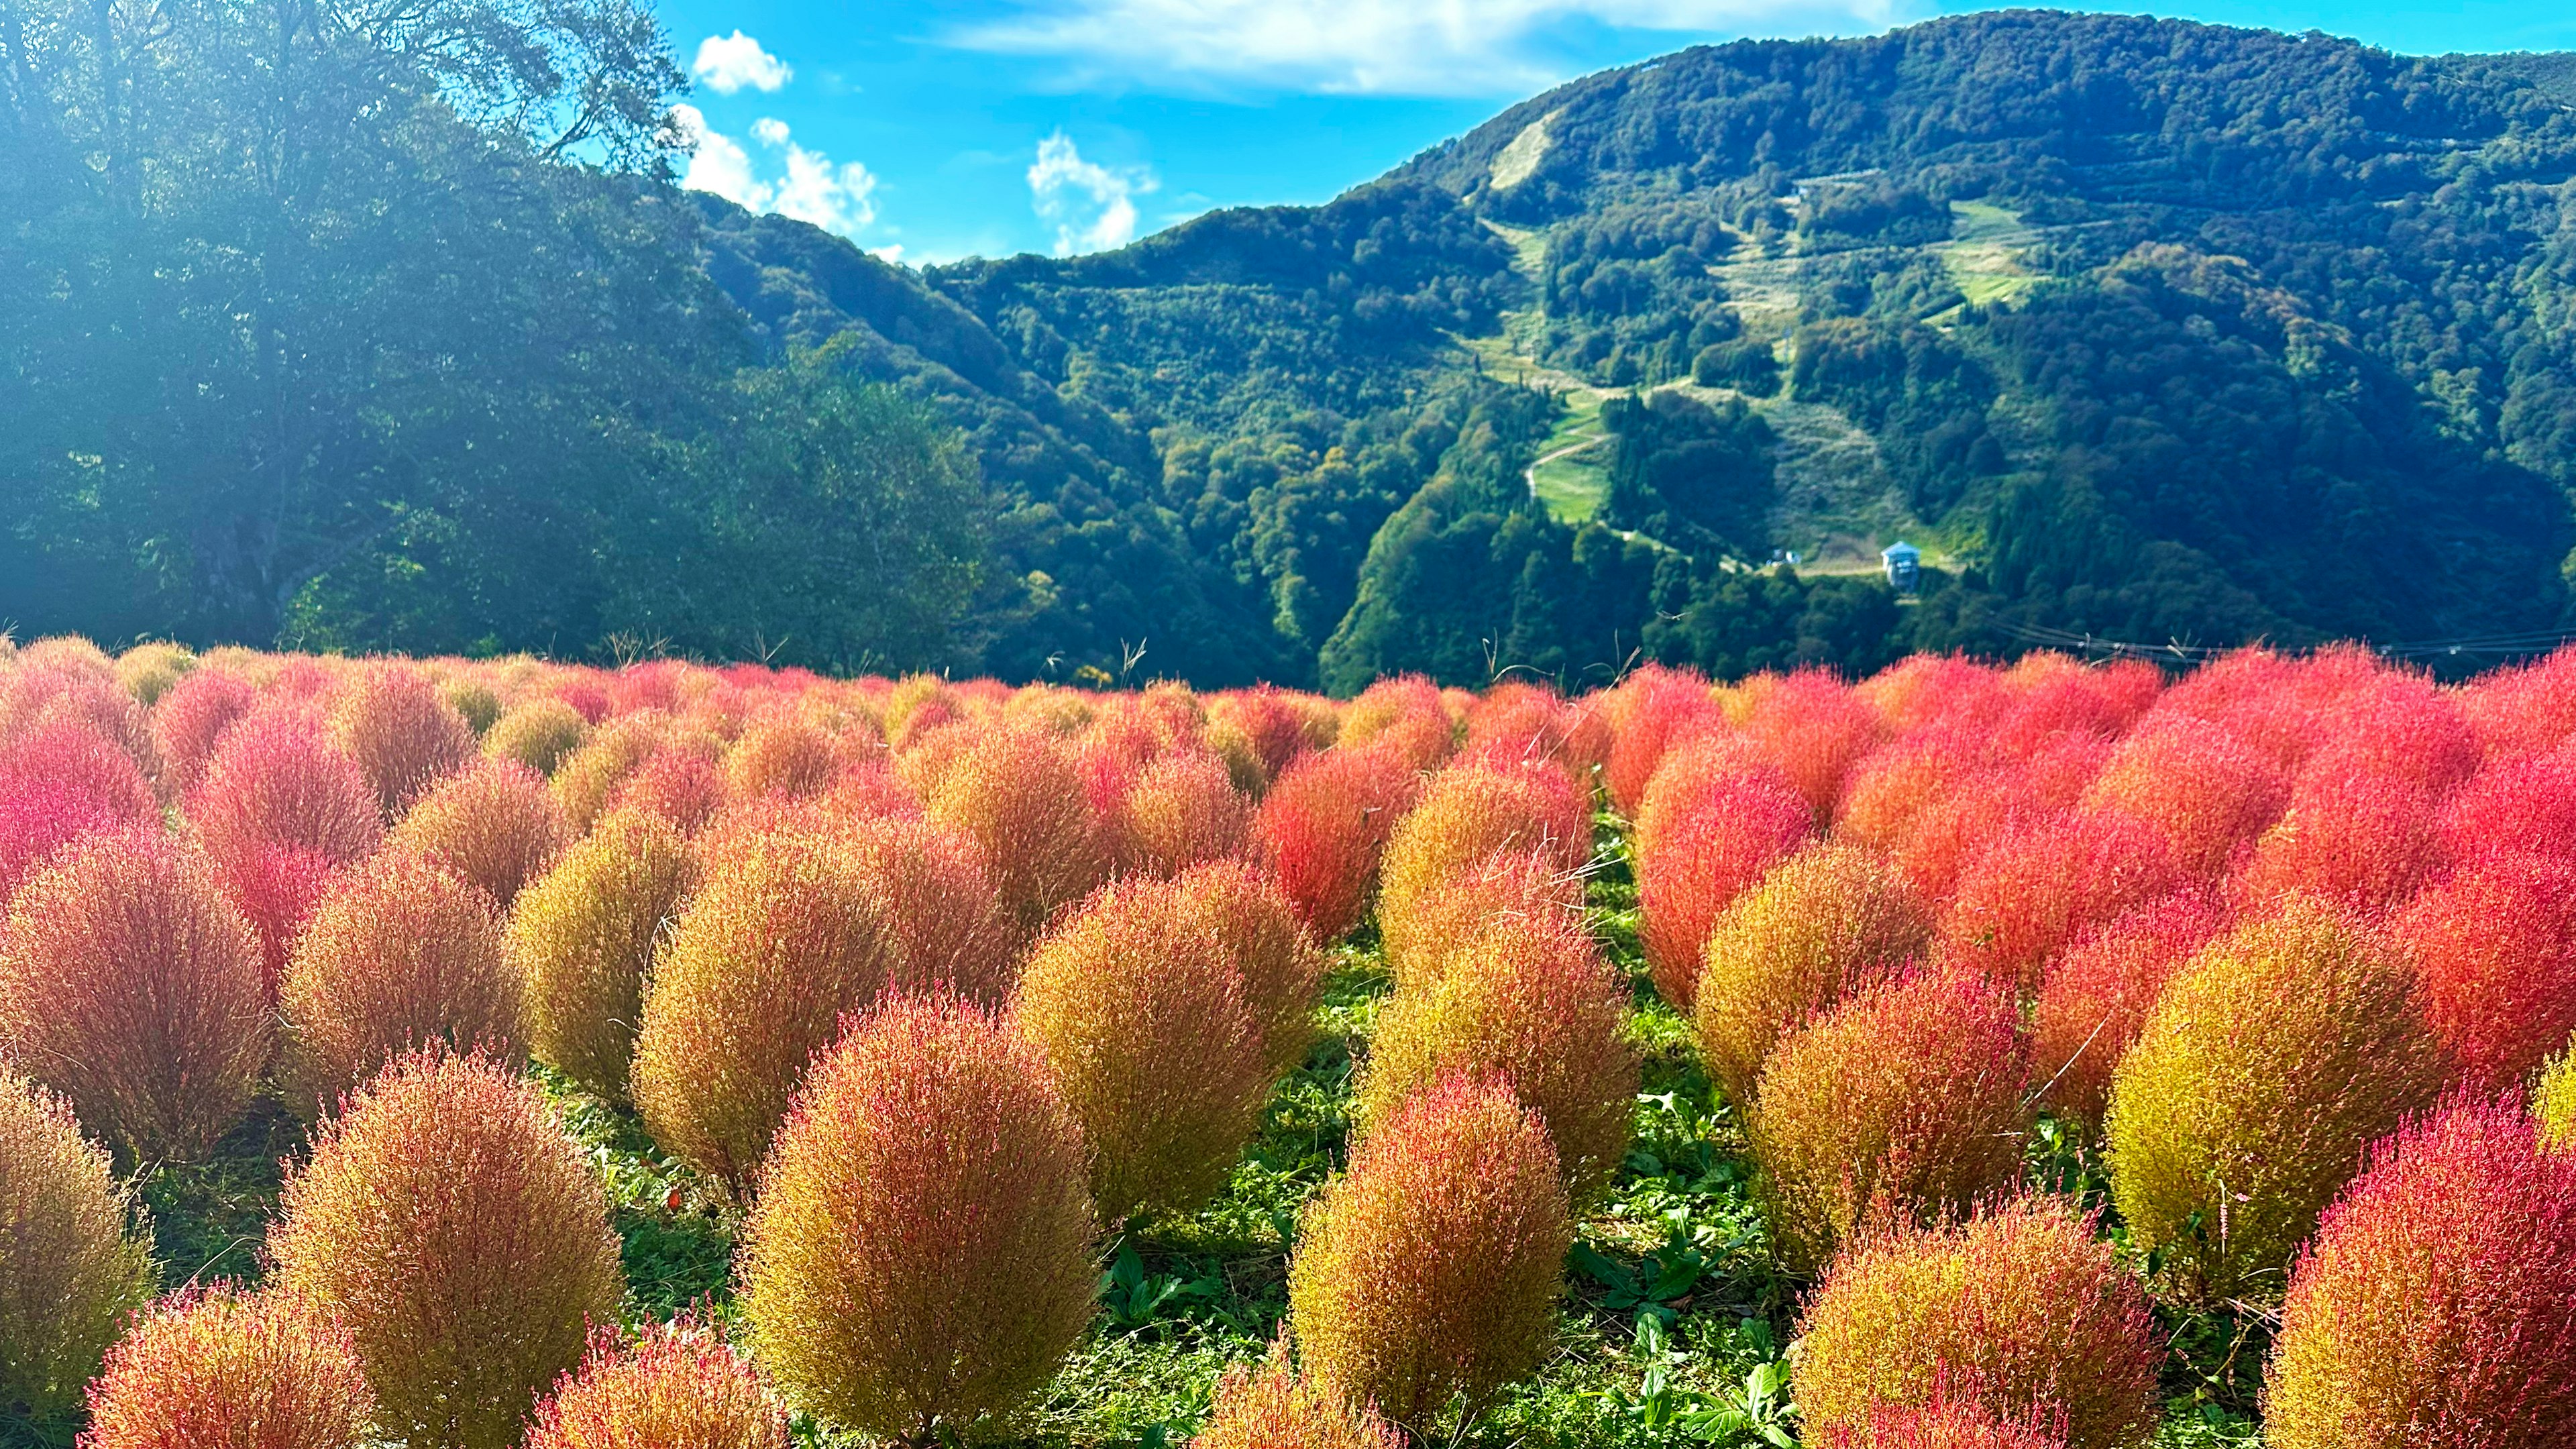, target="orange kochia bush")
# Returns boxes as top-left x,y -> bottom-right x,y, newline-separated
925,727 -> 1110,937
528,1319 -> 786,1449
739,995 -> 1095,1444
1192,1342 -> 1405,1449
327,666 -> 475,816
387,757 -> 567,908
2389,854 -> 2576,1092
79,1286 -> 376,1449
